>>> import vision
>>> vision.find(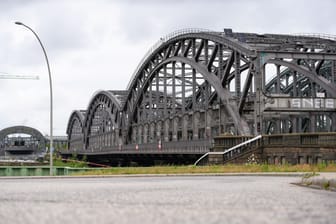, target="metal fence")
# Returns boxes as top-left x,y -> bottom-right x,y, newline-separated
64,139 -> 211,155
